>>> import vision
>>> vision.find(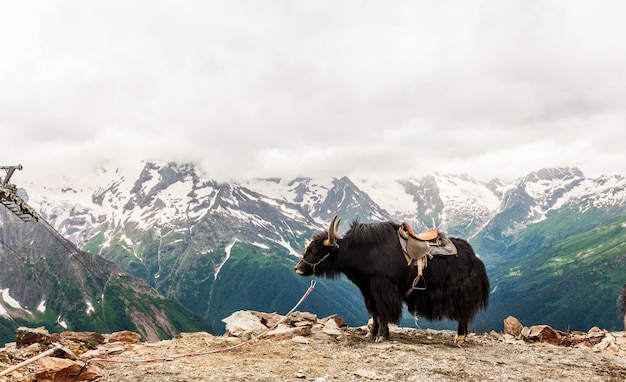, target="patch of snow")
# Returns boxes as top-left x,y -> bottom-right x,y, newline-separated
1,289 -> 23,310
86,301 -> 95,315
37,300 -> 46,313
214,239 -> 237,280
57,316 -> 68,329
251,242 -> 270,250
277,238 -> 302,258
